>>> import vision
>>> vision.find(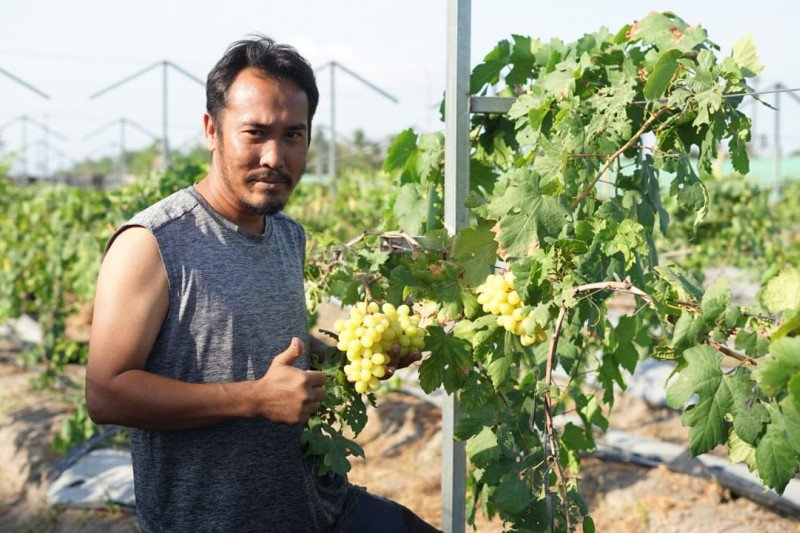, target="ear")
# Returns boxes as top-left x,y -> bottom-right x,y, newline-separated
203,113 -> 218,152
